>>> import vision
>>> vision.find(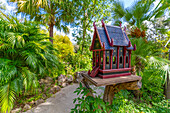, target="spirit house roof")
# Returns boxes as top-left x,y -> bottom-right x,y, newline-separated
90,20 -> 135,50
